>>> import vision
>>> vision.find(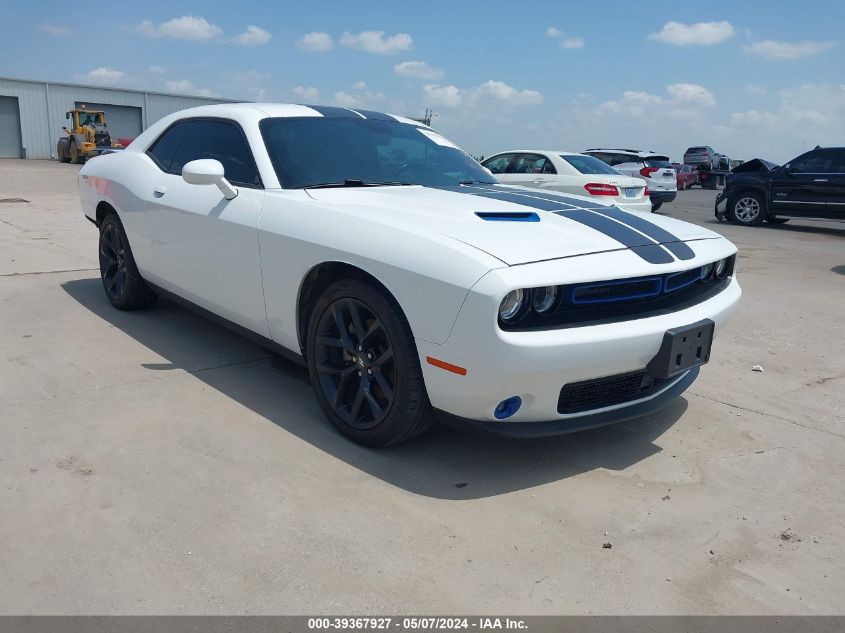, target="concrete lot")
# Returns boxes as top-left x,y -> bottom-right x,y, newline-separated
1,159 -> 843,615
